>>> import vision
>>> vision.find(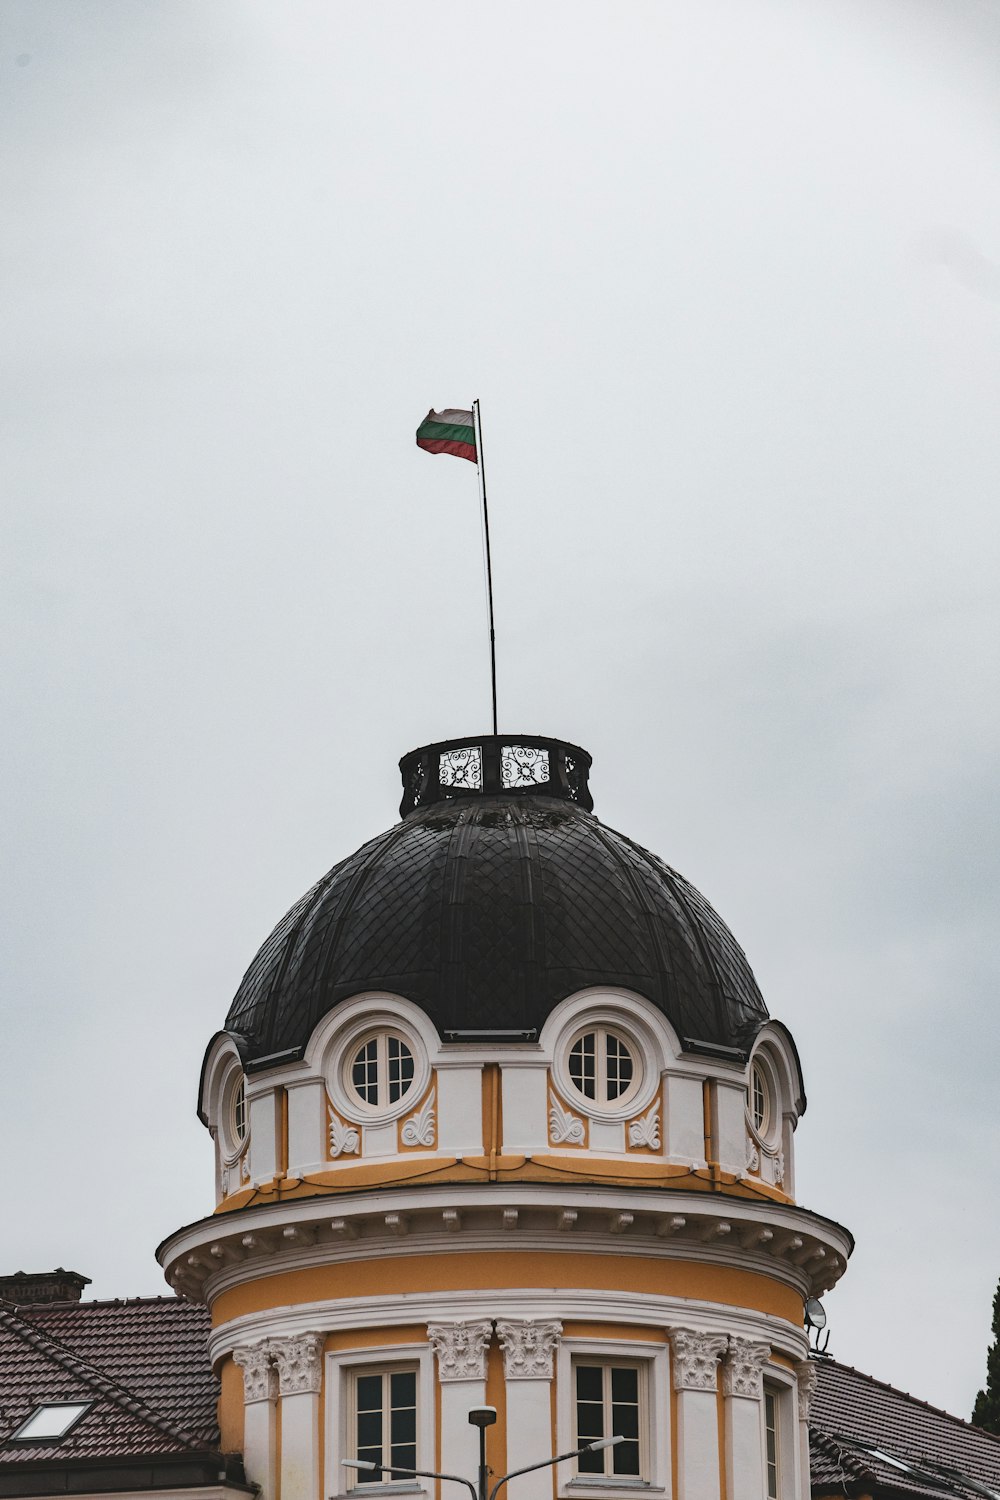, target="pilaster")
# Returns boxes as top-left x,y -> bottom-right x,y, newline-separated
428,1321 -> 492,1482
272,1333 -> 323,1500
496,1321 -> 561,1500
233,1345 -> 278,1500
722,1338 -> 770,1500
794,1360 -> 818,1500
670,1328 -> 727,1500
